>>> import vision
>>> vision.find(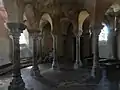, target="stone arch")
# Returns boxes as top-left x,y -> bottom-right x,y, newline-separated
80,16 -> 93,62
18,4 -> 36,59
104,1 -> 120,15
39,13 -> 53,32
82,16 -> 90,33
104,3 -> 120,30
78,10 -> 89,32
77,10 -> 90,60
24,4 -> 37,30
3,0 -> 24,22
103,2 -> 120,59
60,18 -> 74,35
39,14 -> 53,60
